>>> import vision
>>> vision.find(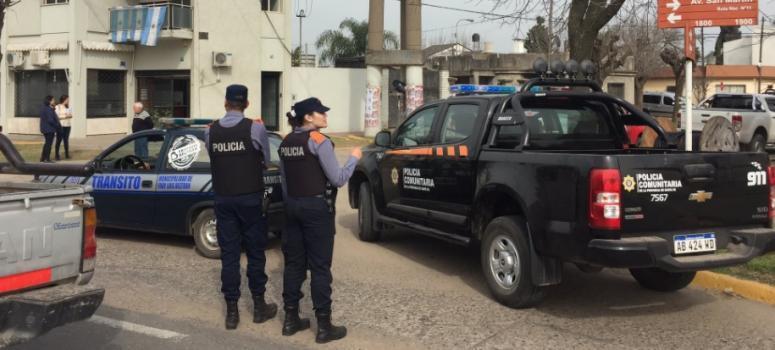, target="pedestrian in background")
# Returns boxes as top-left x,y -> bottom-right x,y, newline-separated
54,95 -> 72,160
131,102 -> 153,159
278,97 -> 361,344
39,95 -> 61,163
204,85 -> 276,330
